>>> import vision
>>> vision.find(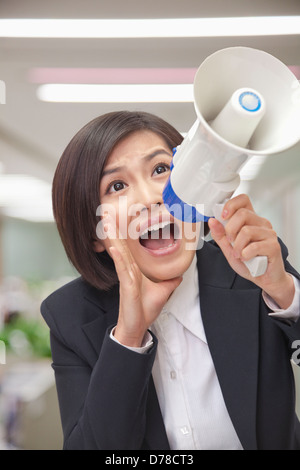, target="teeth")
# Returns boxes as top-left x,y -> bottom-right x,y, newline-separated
140,220 -> 170,237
